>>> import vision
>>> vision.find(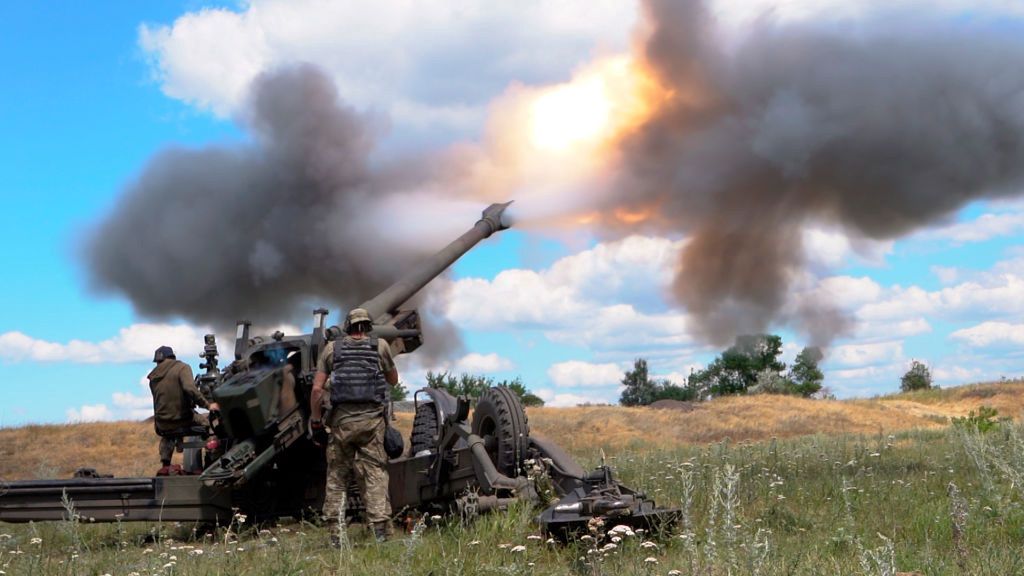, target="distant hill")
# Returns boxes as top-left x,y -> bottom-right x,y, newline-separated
2,381 -> 1021,480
